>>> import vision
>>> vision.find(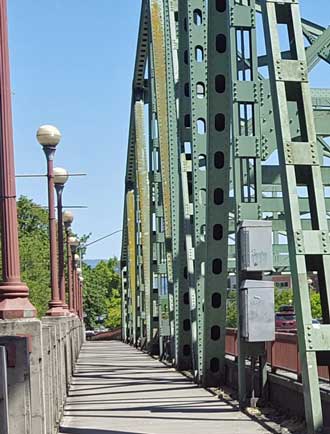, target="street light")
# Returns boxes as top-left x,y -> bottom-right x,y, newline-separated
0,0 -> 36,319
54,167 -> 69,314
63,211 -> 74,314
78,275 -> 84,319
37,124 -> 65,316
69,236 -> 79,315
63,211 -> 74,226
